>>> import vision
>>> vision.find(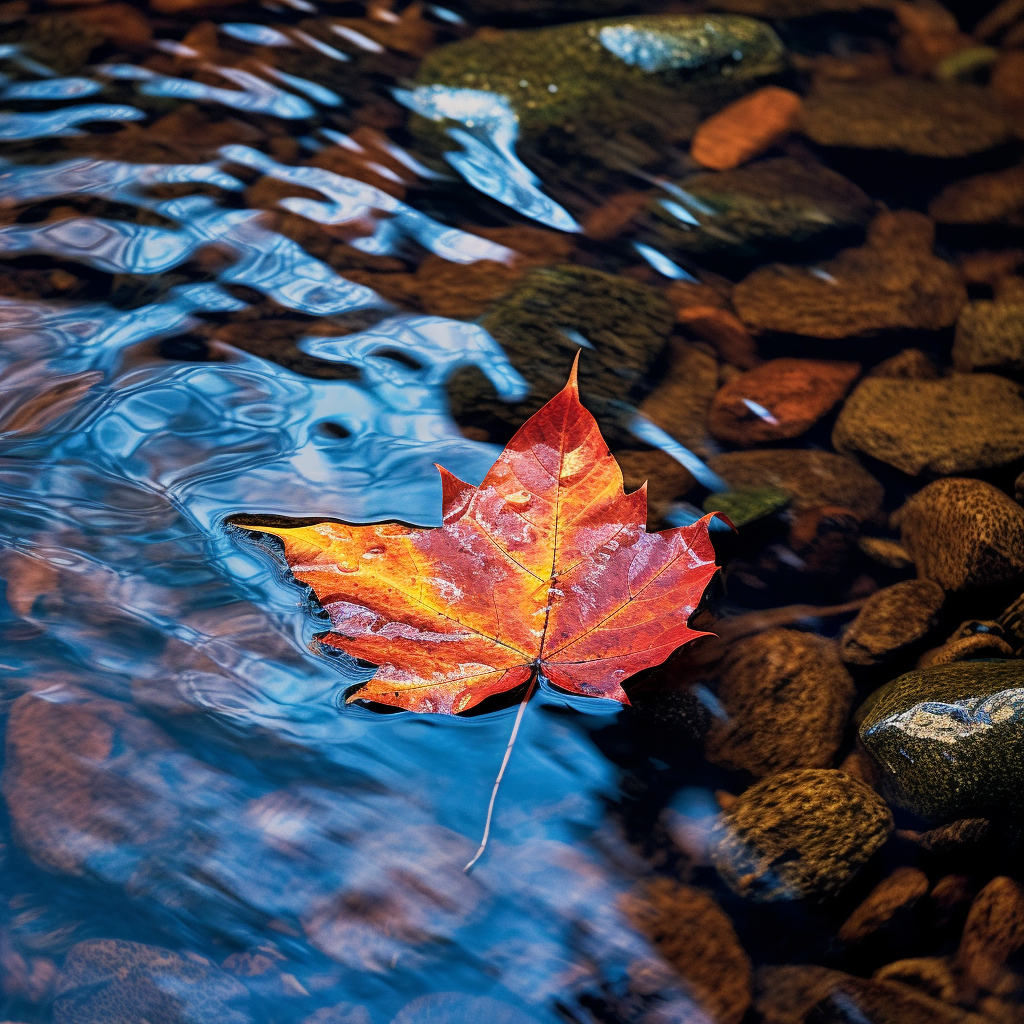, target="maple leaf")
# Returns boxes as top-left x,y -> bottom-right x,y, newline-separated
239,358 -> 723,715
